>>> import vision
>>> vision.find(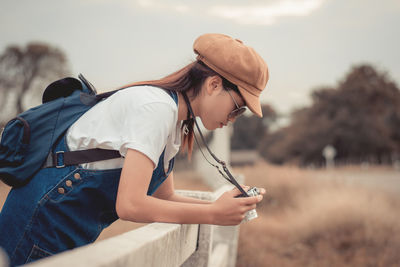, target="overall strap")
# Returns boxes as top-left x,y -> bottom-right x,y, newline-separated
167,90 -> 178,105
